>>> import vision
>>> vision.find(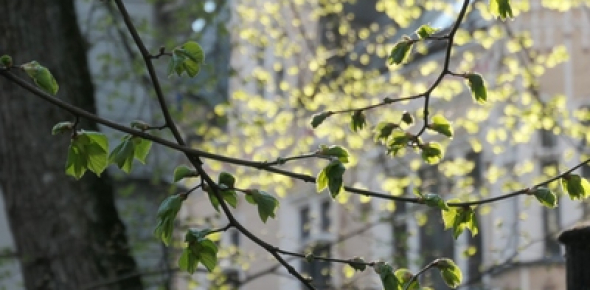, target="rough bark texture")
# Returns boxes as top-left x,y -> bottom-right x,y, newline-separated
0,1 -> 143,290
